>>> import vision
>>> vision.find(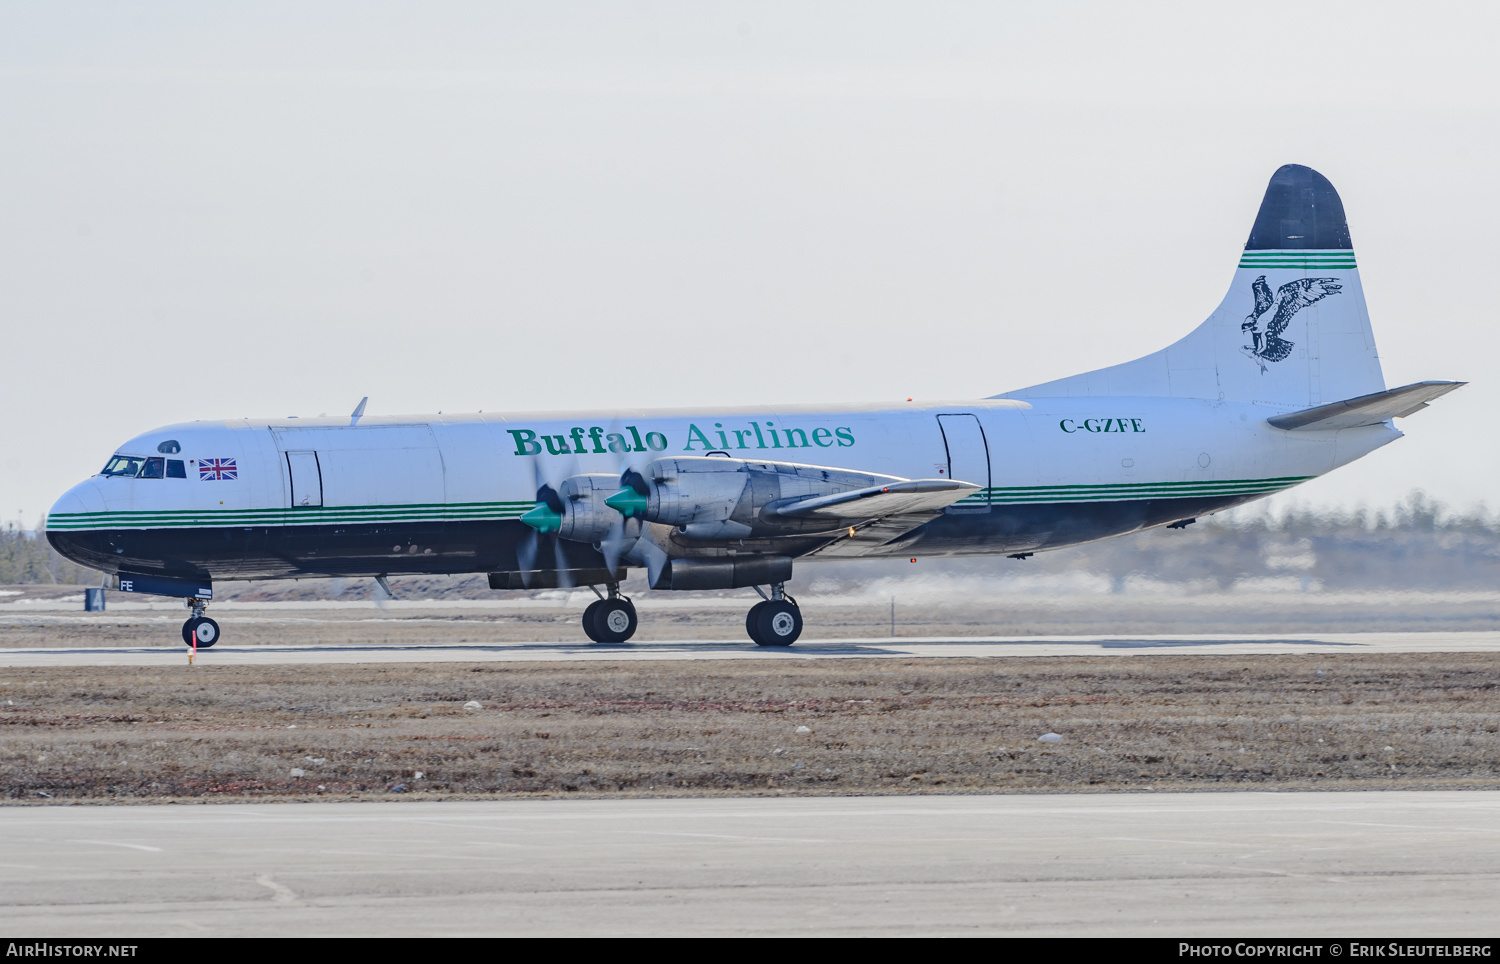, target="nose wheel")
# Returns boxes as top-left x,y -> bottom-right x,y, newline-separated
182,616 -> 221,648
747,585 -> 802,646
181,599 -> 220,649
583,587 -> 637,643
